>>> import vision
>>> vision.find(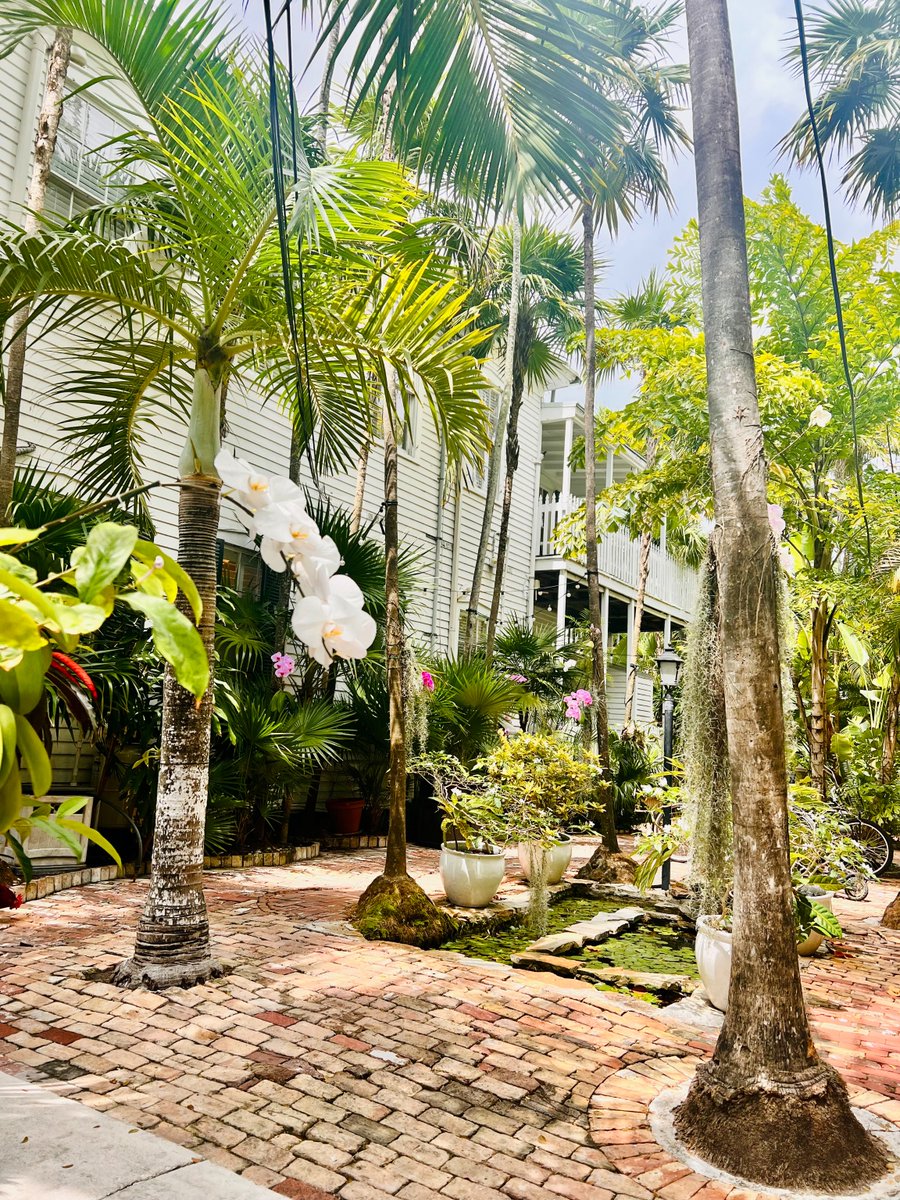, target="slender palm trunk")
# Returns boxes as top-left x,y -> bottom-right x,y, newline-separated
881,667 -> 900,784
809,598 -> 831,799
485,333 -> 528,658
465,211 -> 521,654
383,405 -> 406,878
623,444 -> 657,731
582,203 -> 617,853
0,26 -> 72,518
350,439 -> 370,534
675,1 -> 885,1187
115,363 -> 224,988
